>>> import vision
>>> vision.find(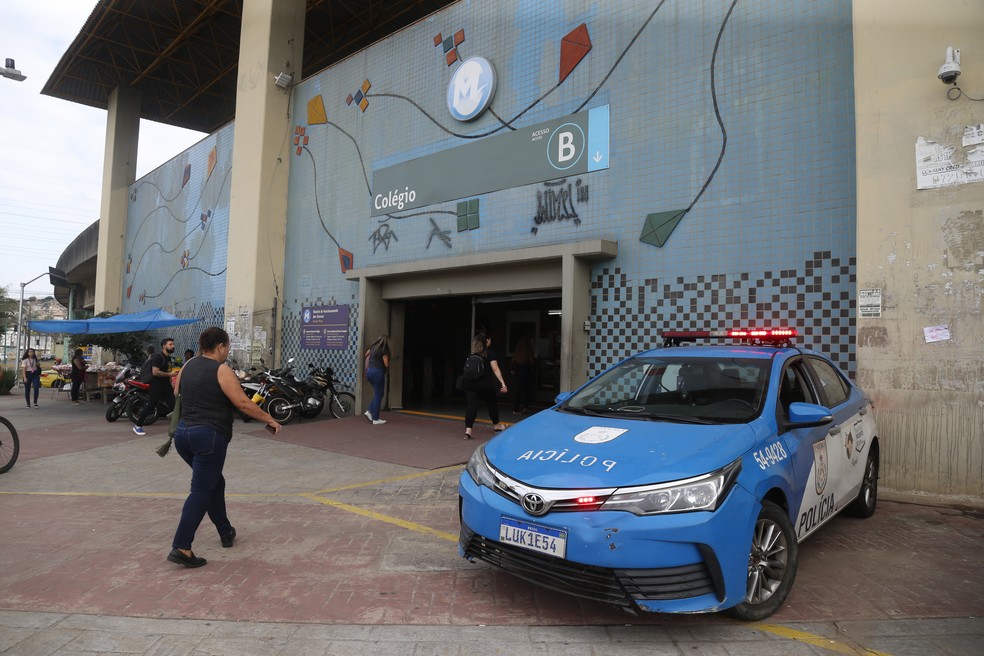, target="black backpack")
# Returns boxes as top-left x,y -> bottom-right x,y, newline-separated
139,356 -> 155,384
463,353 -> 485,381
